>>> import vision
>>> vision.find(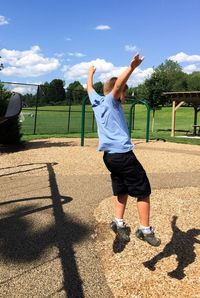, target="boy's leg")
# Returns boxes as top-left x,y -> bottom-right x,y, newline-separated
115,194 -> 128,219
110,193 -> 130,242
136,196 -> 161,246
137,196 -> 150,227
